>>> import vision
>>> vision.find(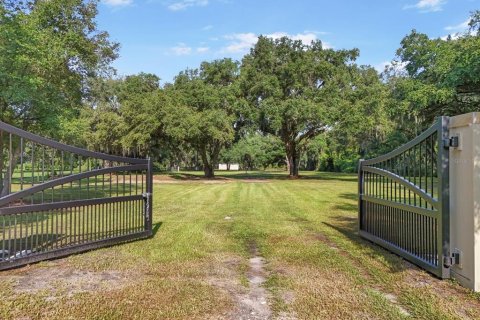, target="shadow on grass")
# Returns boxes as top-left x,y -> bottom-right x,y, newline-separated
339,193 -> 358,201
331,193 -> 358,211
152,222 -> 163,237
323,215 -> 412,274
333,203 -> 358,211
162,171 -> 358,182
